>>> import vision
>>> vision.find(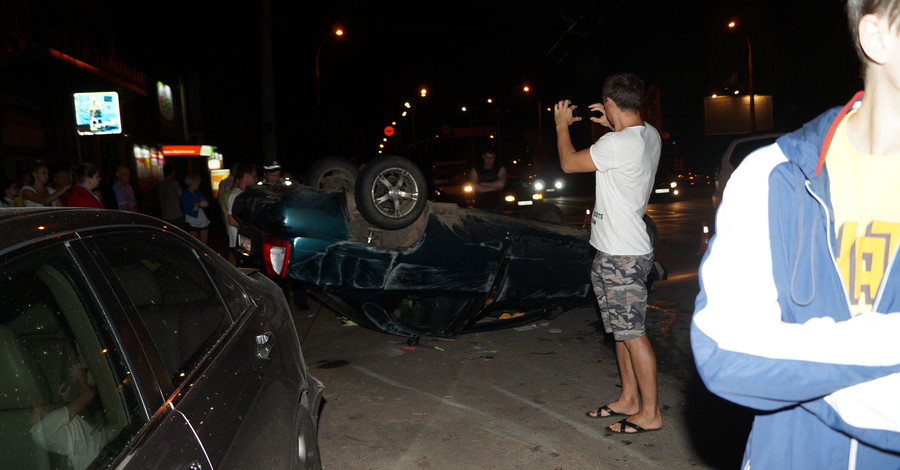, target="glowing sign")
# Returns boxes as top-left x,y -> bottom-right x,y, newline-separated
74,92 -> 122,135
